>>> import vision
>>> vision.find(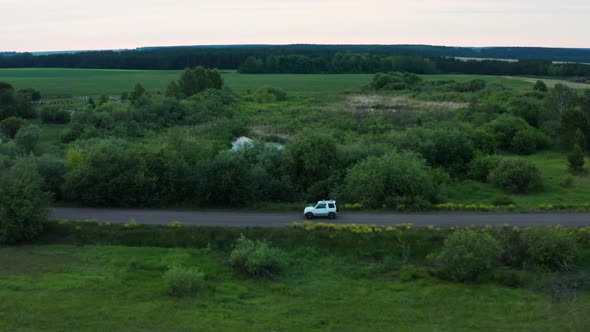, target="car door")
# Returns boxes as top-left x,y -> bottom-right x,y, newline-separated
328,203 -> 336,213
314,203 -> 327,216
